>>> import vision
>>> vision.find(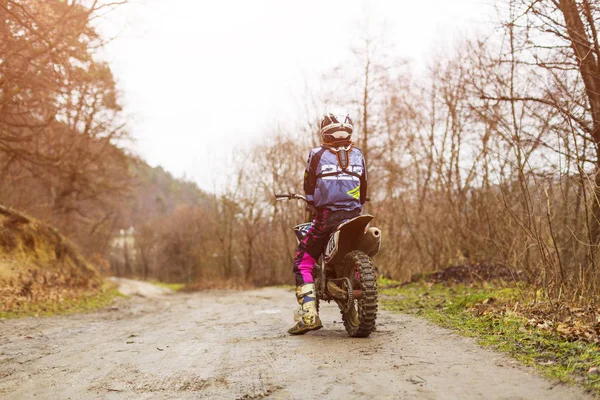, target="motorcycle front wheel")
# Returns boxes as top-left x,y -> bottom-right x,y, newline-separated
340,250 -> 378,337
